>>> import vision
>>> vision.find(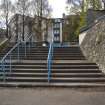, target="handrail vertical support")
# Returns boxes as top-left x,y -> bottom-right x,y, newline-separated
31,36 -> 33,47
2,61 -> 6,82
10,53 -> 12,73
29,39 -> 31,52
25,41 -> 26,57
18,43 -> 20,61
